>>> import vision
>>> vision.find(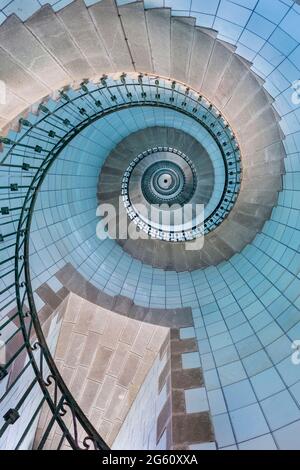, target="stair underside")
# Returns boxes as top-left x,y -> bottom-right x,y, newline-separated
97,126 -> 284,271
0,0 -> 286,271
